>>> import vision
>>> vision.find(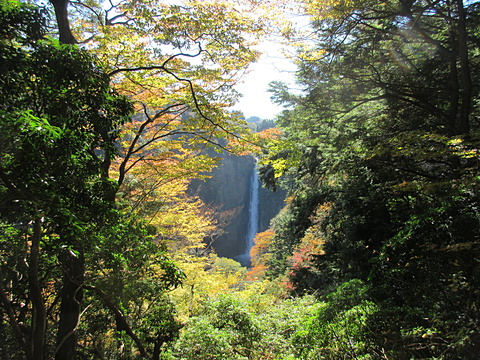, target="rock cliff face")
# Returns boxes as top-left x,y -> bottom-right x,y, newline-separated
189,153 -> 285,261
259,183 -> 286,233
